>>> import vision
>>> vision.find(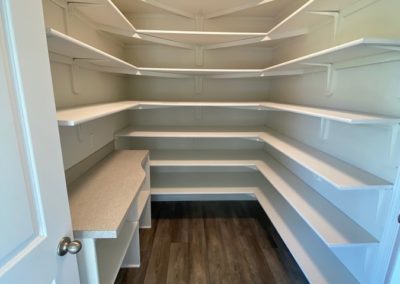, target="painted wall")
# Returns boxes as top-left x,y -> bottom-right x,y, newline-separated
42,0 -> 129,169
